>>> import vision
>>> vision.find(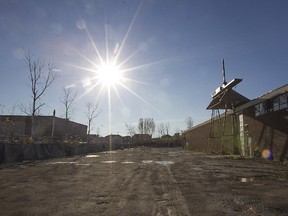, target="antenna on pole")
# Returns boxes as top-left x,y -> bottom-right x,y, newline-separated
222,59 -> 227,85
